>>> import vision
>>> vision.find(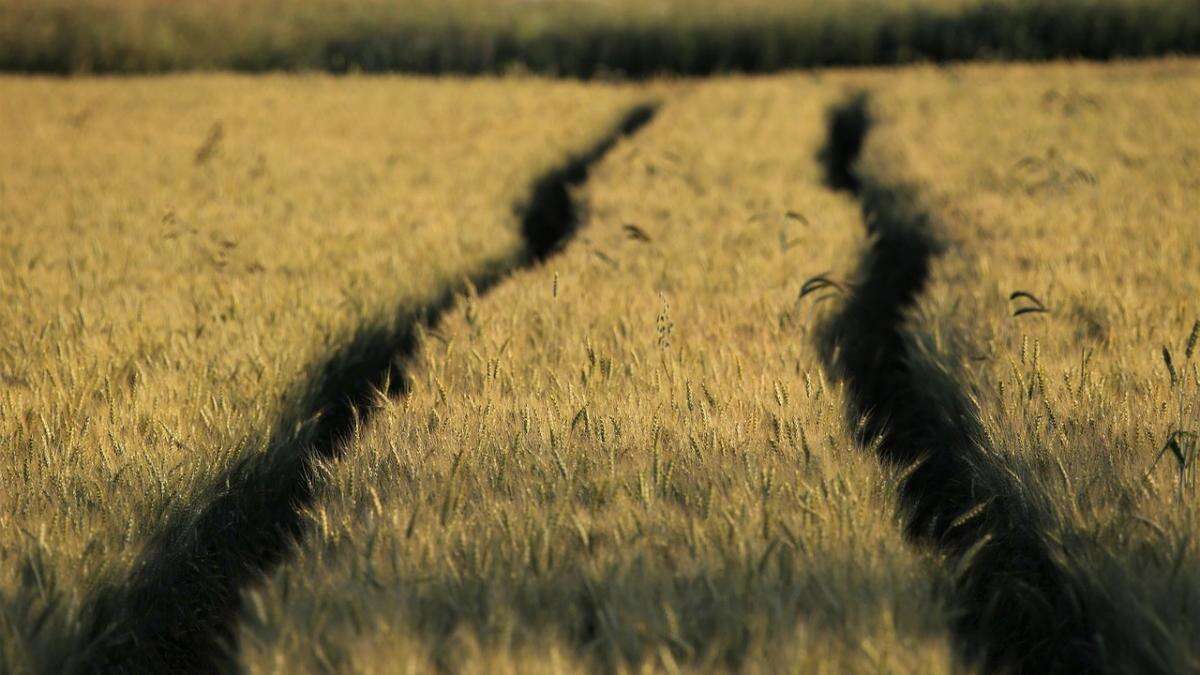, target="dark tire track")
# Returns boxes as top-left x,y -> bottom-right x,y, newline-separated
815,94 -> 1107,673
78,104 -> 657,673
